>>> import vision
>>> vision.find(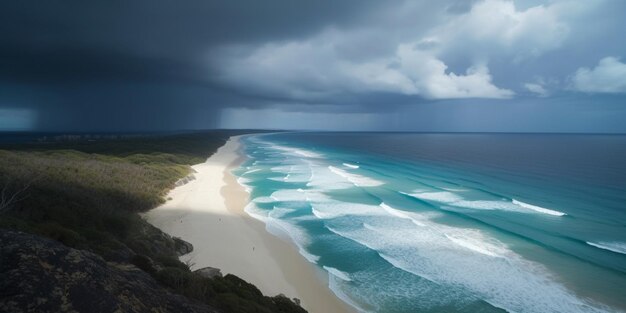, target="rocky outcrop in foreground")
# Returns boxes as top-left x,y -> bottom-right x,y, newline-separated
0,229 -> 217,313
